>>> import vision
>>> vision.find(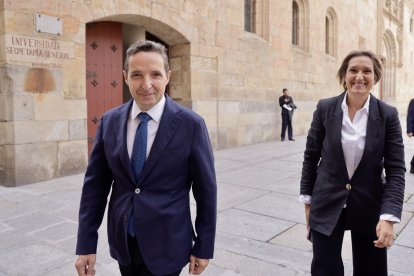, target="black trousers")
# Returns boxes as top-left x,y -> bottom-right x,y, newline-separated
119,235 -> 182,276
311,211 -> 387,276
281,113 -> 293,139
